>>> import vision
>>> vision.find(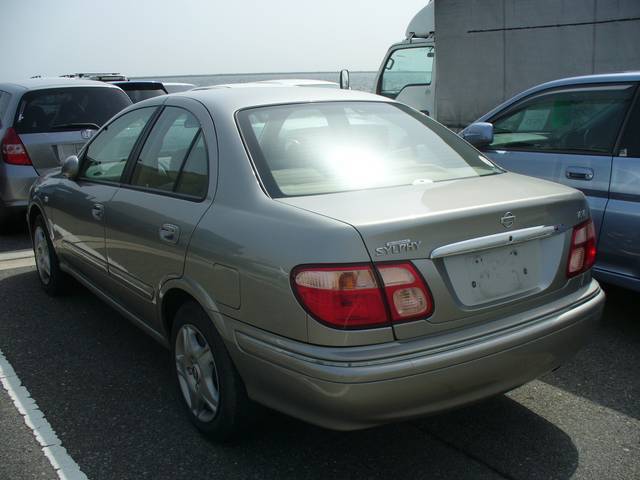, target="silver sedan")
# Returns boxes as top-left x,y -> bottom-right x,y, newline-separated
28,87 -> 604,441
